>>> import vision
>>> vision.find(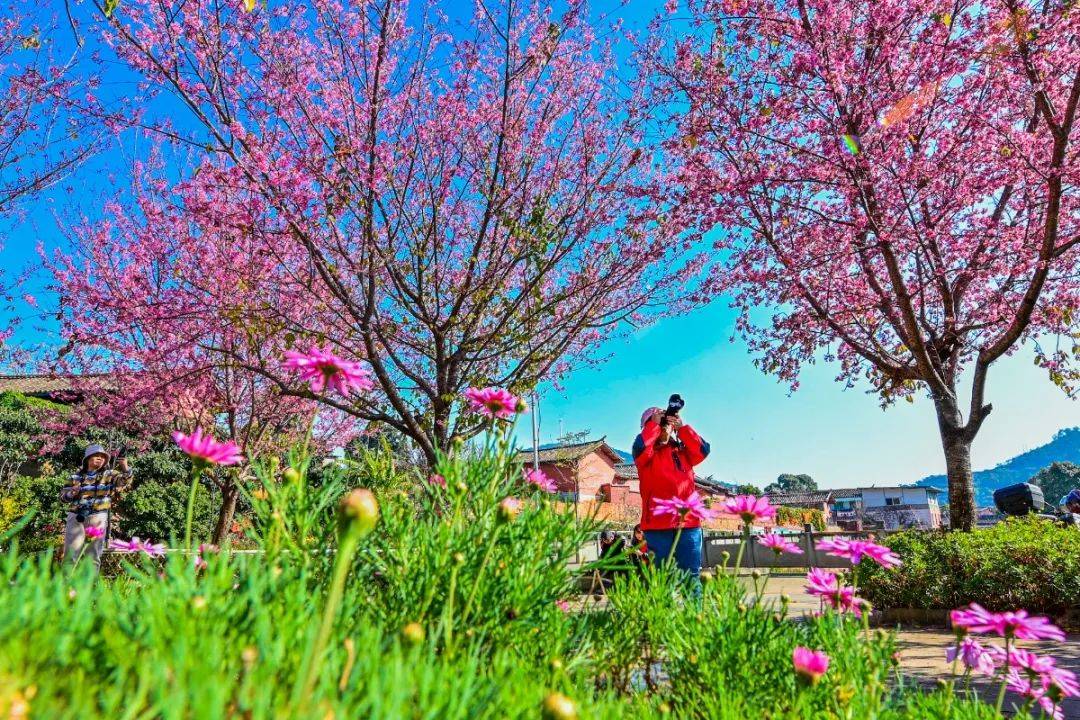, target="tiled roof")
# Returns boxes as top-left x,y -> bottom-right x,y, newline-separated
766,490 -> 833,505
0,374 -> 114,396
515,438 -> 622,465
828,485 -> 945,498
614,463 -> 638,480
